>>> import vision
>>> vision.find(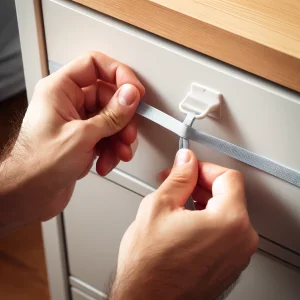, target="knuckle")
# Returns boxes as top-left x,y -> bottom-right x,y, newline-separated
144,190 -> 173,214
154,191 -> 170,208
228,169 -> 244,184
241,230 -> 259,262
219,207 -> 259,255
137,193 -> 159,221
223,211 -> 258,254
241,258 -> 251,271
86,50 -> 106,61
224,211 -> 251,236
71,121 -> 92,143
138,194 -> 154,212
34,77 -> 49,93
34,75 -> 62,97
169,170 -> 190,186
101,107 -> 123,132
78,121 -> 93,135
81,51 -> 95,63
249,230 -> 259,253
86,50 -> 98,57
